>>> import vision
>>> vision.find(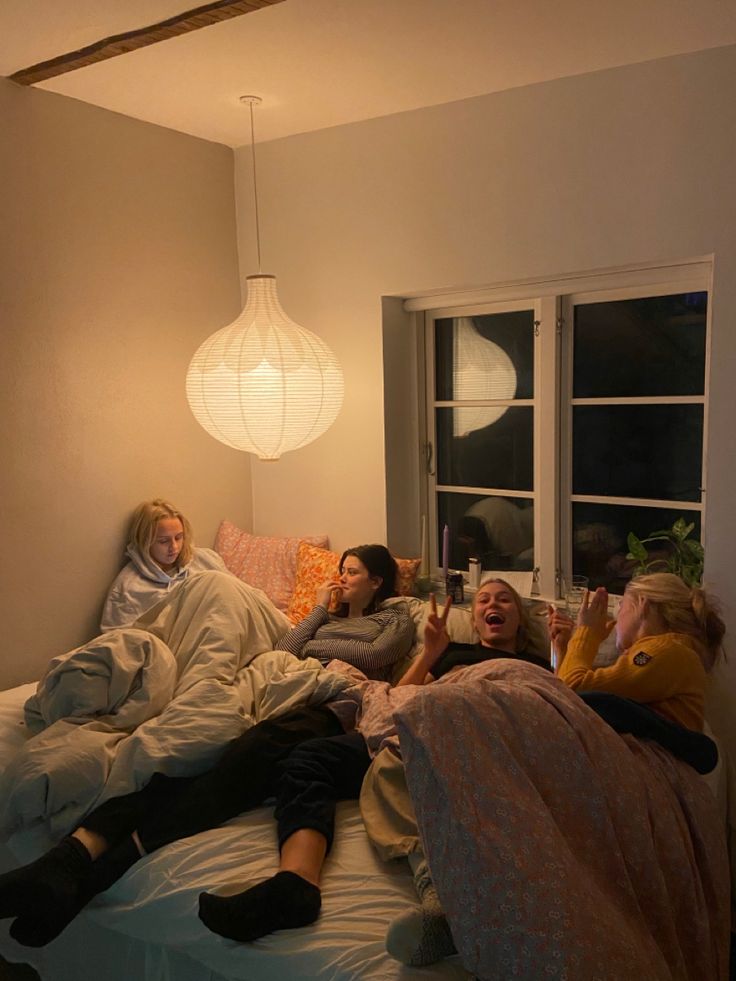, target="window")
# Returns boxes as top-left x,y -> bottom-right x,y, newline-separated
565,289 -> 706,594
414,262 -> 710,598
